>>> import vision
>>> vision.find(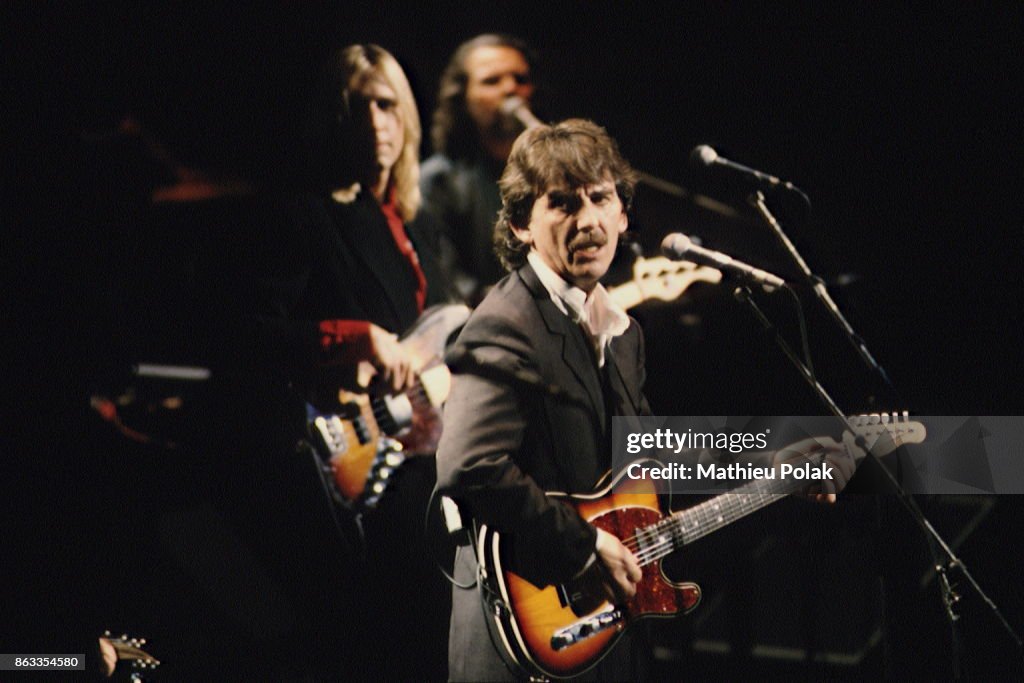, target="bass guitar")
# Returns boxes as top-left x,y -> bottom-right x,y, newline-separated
607,255 -> 721,310
309,304 -> 470,508
474,413 -> 926,680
